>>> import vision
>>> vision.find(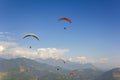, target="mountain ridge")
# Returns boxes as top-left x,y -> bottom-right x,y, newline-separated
0,57 -> 120,80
